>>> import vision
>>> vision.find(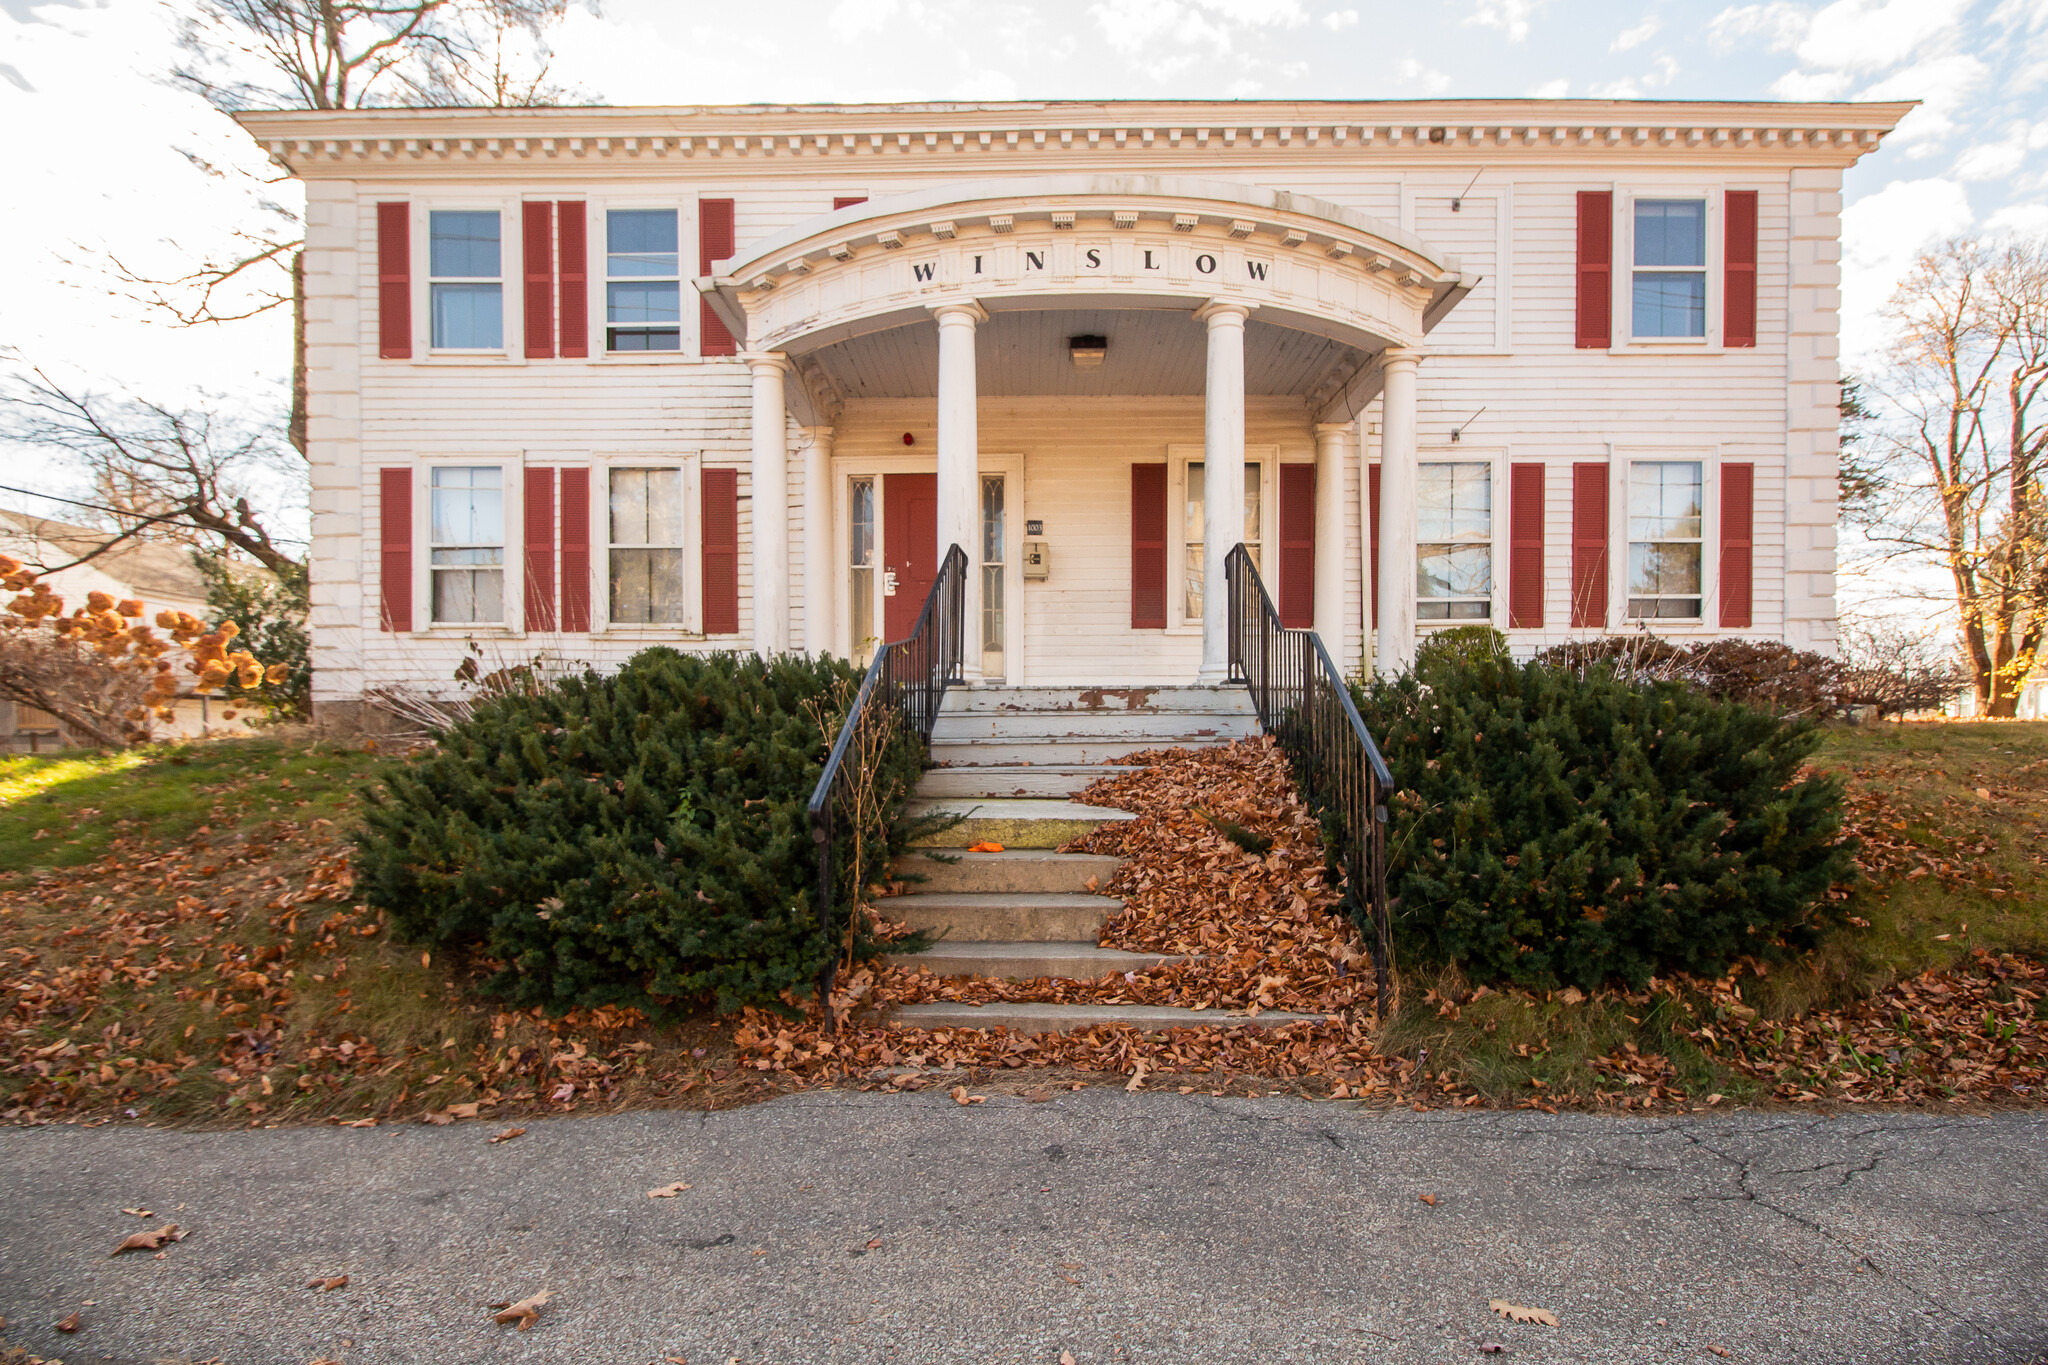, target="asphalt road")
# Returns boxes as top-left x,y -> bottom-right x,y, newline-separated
0,1092 -> 2041,1365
